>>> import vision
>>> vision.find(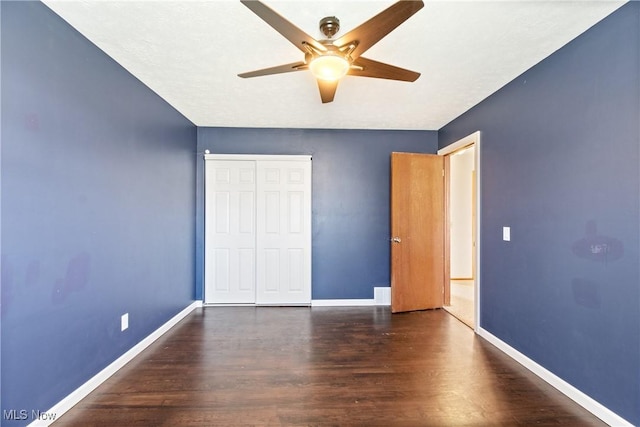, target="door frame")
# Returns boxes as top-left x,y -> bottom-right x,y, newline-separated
203,153 -> 313,306
438,131 -> 481,332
